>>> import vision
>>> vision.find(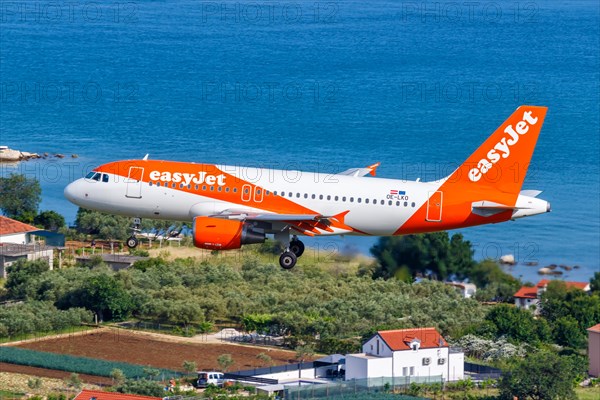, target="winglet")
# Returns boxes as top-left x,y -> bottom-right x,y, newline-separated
367,162 -> 381,176
142,154 -> 149,161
